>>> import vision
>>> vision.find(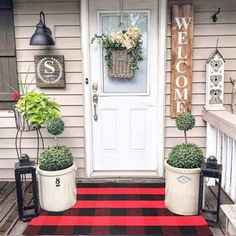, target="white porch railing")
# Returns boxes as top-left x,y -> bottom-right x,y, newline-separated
202,110 -> 236,203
